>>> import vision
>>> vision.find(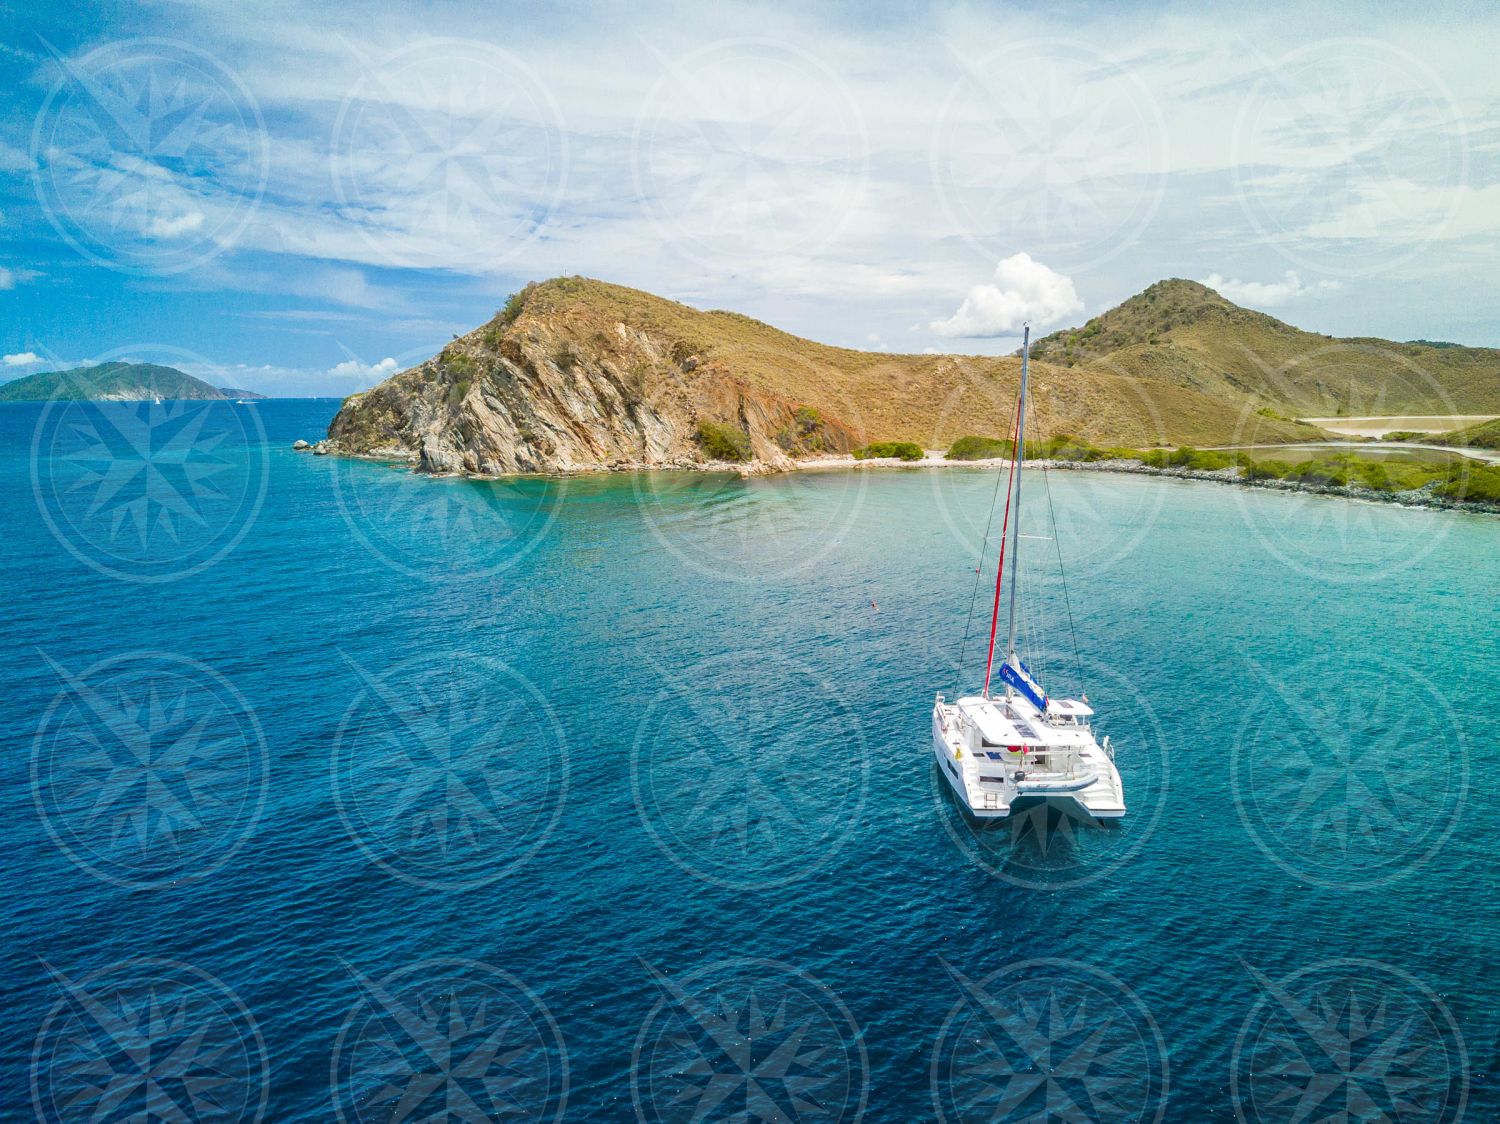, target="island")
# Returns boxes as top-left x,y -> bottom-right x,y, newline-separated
0,361 -> 266,402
